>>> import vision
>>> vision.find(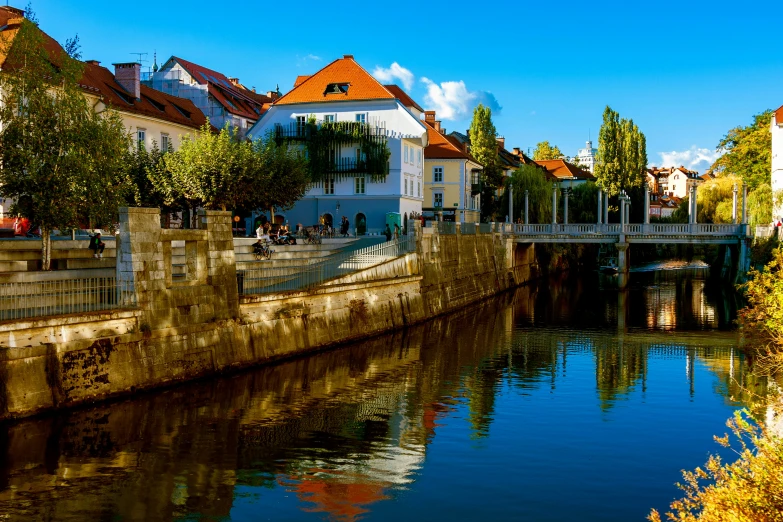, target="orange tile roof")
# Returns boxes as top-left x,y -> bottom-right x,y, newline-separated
0,11 -> 205,130
274,55 -> 396,105
294,75 -> 310,87
81,63 -> 206,129
383,84 -> 423,112
534,159 -> 595,181
775,105 -> 783,125
423,119 -> 480,162
169,56 -> 272,119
